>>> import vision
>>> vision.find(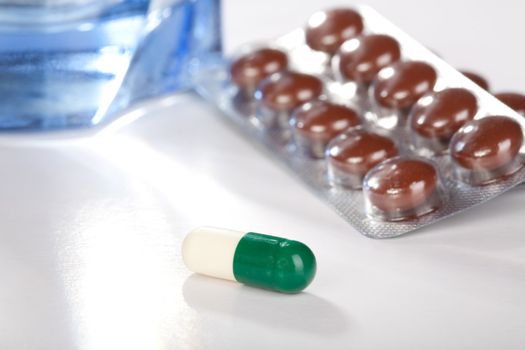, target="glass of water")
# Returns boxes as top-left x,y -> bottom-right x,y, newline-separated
0,0 -> 222,129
